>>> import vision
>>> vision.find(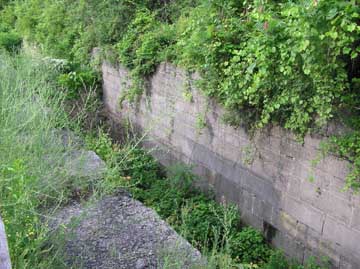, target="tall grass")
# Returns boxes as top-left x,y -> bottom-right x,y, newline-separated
0,51 -> 84,268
